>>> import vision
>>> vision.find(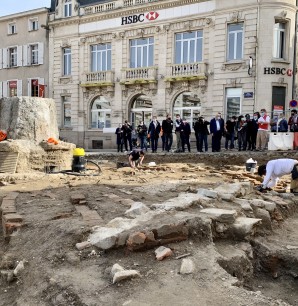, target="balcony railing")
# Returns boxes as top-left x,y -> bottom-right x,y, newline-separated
168,62 -> 207,77
121,67 -> 157,82
81,0 -> 159,14
82,71 -> 114,85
